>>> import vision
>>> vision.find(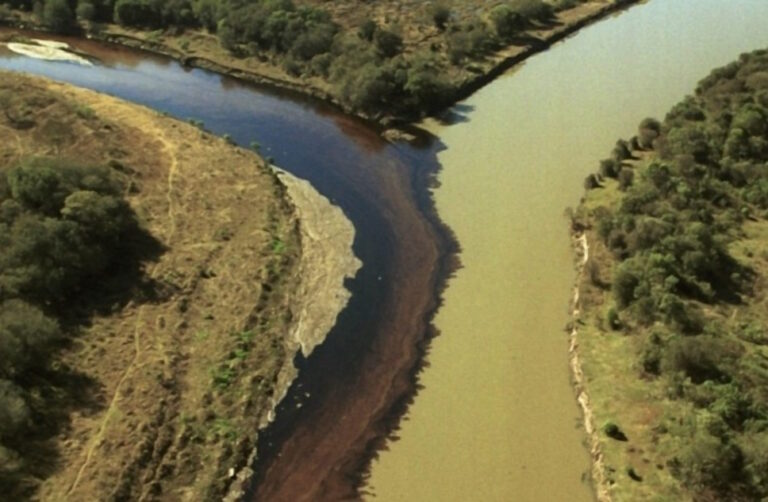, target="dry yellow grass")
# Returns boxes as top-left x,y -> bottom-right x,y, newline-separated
1,72 -> 302,501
